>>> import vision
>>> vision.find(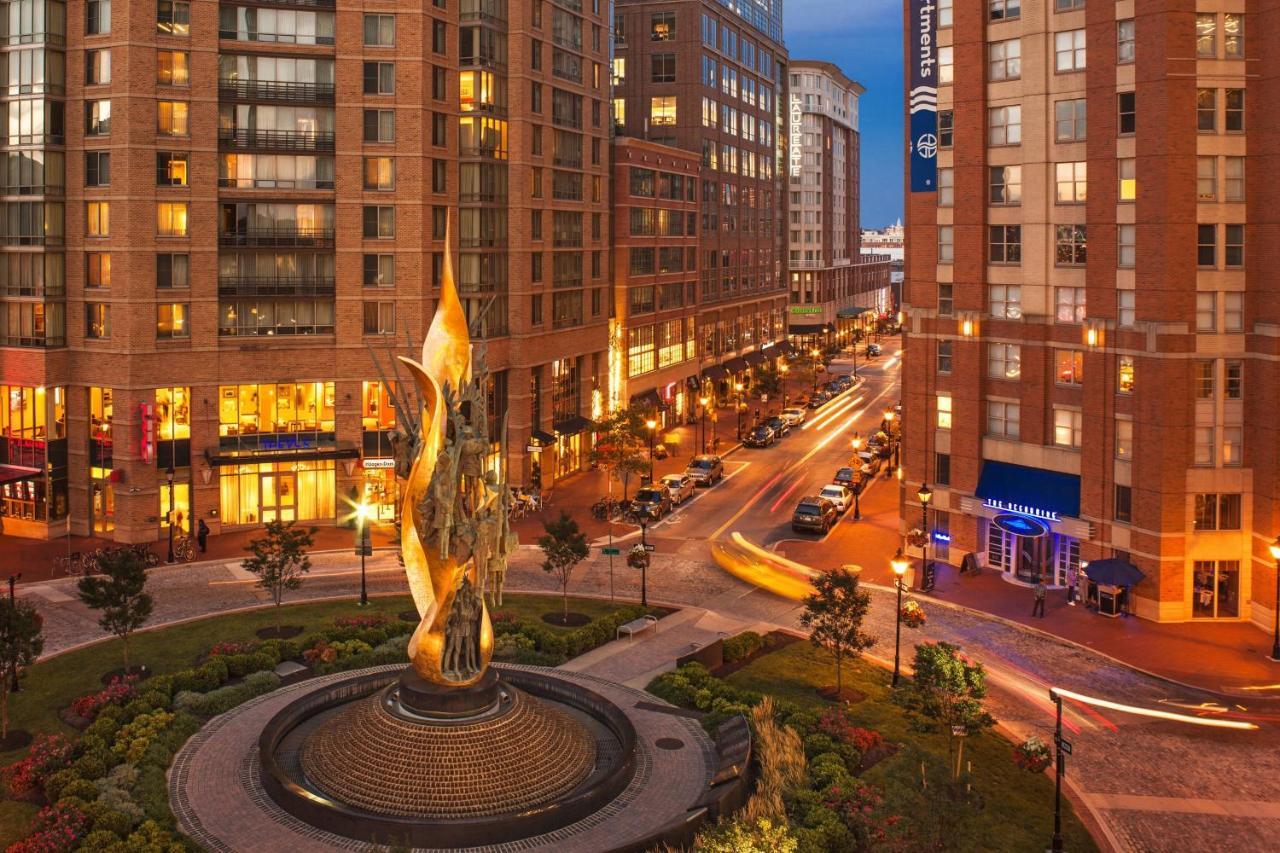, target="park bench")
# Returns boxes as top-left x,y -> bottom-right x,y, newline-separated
616,614 -> 659,640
